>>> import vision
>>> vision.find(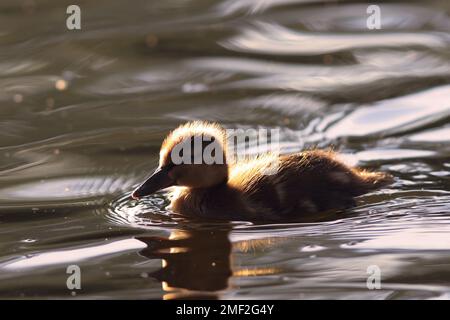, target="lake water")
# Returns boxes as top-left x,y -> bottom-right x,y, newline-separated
0,0 -> 449,299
